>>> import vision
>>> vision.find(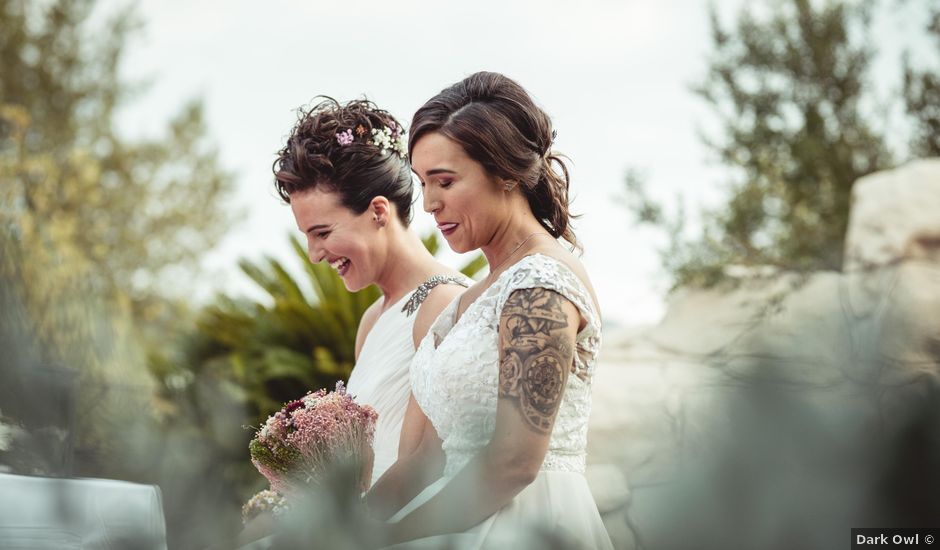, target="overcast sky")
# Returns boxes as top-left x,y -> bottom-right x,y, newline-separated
110,0 -> 929,327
